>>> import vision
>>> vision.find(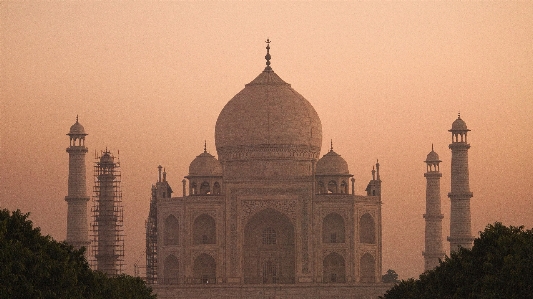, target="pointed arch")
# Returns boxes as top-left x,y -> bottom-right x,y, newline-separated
340,181 -> 348,194
164,214 -> 179,245
360,213 -> 376,244
191,182 -> 198,195
323,213 -> 345,243
323,252 -> 346,283
164,255 -> 179,284
360,253 -> 376,283
200,181 -> 210,195
193,253 -> 216,284
328,180 -> 337,193
193,214 -> 216,244
212,182 -> 221,195
244,208 -> 295,284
